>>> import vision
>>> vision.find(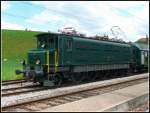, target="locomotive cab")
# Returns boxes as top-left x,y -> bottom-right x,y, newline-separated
36,33 -> 58,65
28,33 -> 58,68
16,33 -> 59,85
